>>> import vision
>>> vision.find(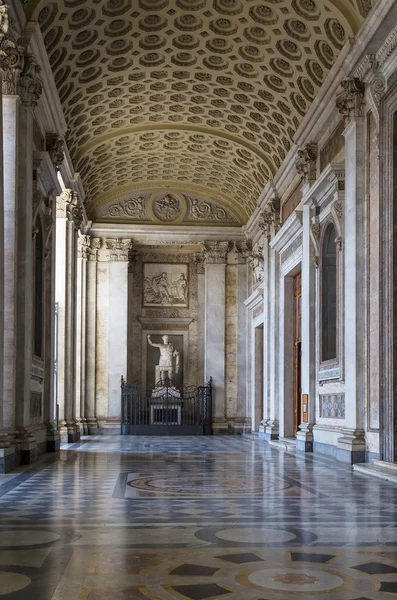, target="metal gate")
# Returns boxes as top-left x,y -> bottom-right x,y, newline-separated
121,377 -> 213,435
